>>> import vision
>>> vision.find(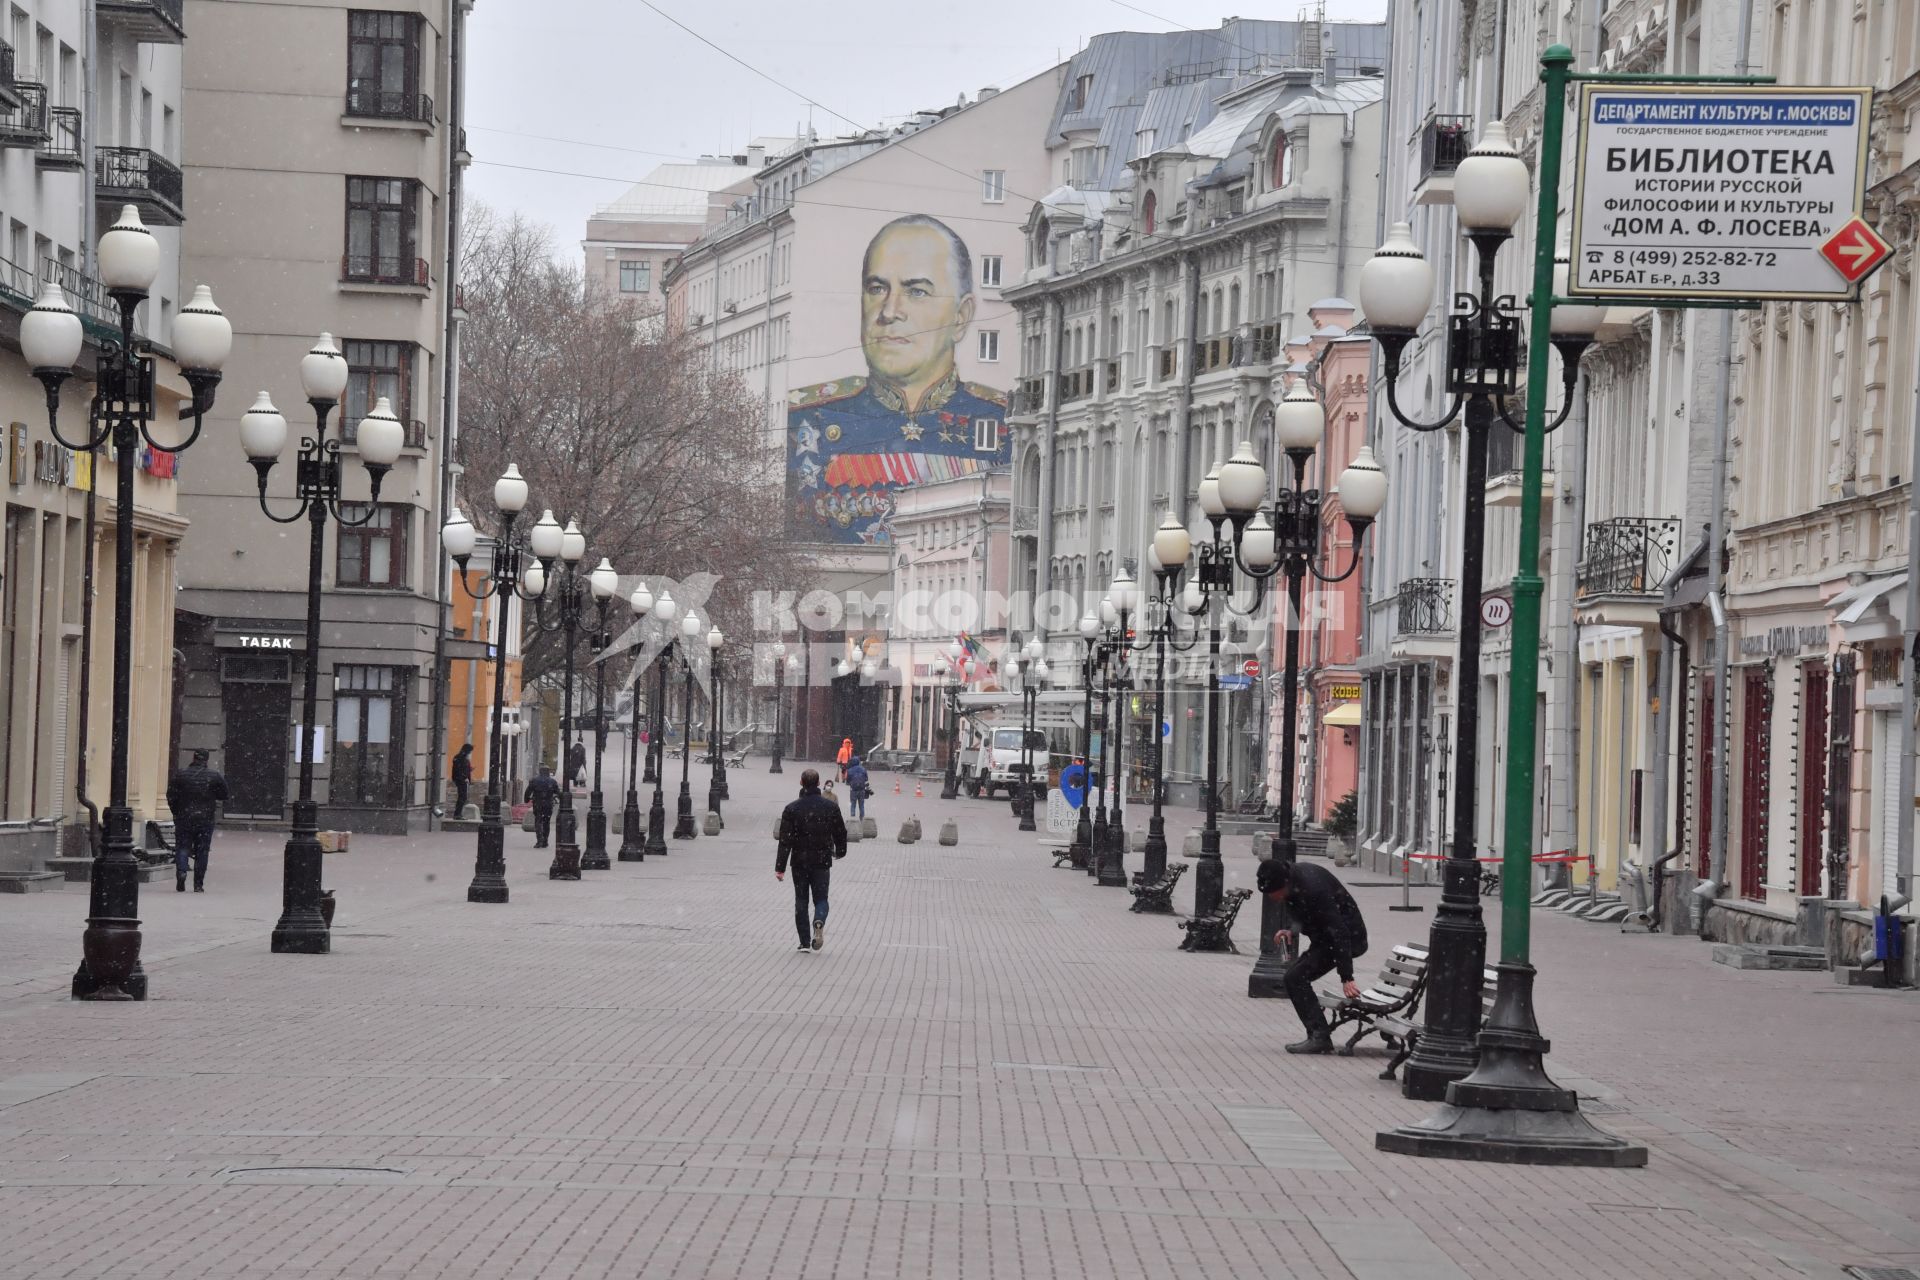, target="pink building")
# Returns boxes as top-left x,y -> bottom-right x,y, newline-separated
1265,301 -> 1370,824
